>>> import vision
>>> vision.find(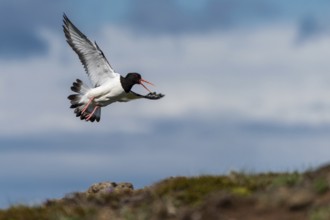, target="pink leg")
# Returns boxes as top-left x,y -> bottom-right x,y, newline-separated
81,97 -> 94,114
85,106 -> 99,121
